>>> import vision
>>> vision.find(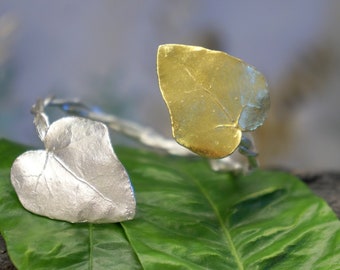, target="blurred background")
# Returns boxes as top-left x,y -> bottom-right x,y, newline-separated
0,1 -> 339,171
